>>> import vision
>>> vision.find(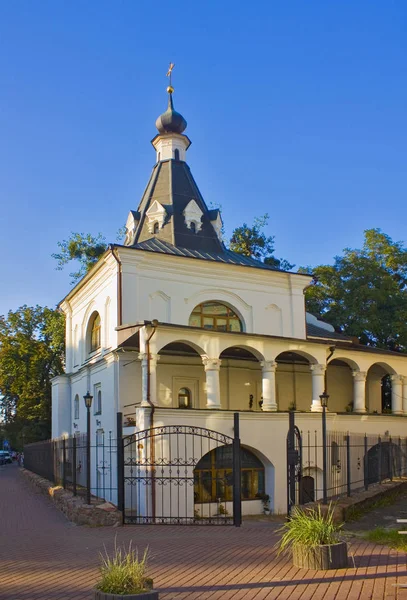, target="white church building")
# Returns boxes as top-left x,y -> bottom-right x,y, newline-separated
52,82 -> 407,518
